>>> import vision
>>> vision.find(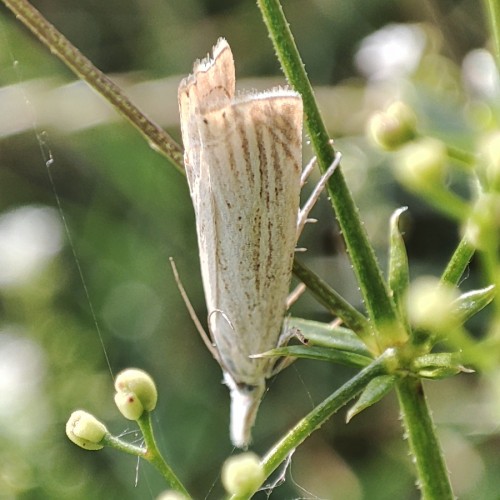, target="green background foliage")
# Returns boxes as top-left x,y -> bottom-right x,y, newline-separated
0,0 -> 498,498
